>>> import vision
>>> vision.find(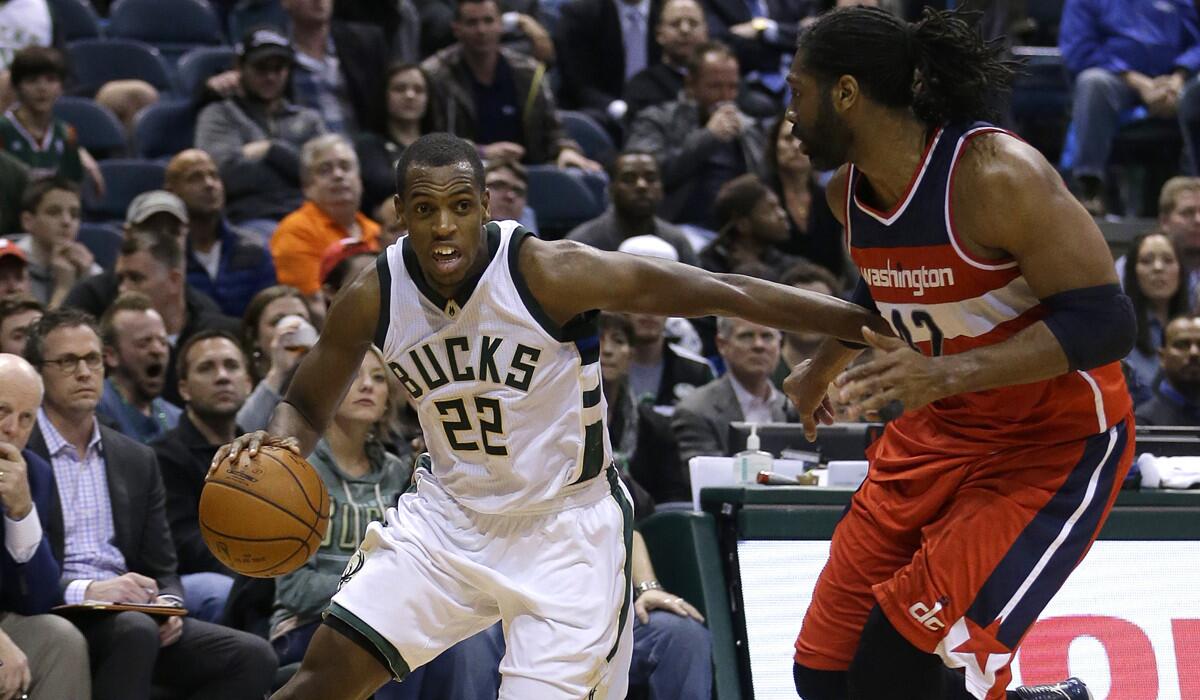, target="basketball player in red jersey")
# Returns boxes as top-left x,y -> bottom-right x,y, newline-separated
783,7 -> 1135,700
